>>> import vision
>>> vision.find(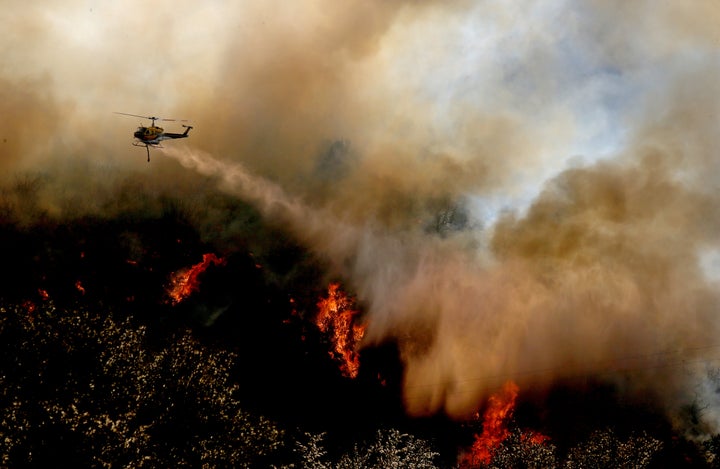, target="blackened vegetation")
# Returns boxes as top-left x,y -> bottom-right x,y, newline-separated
0,175 -> 718,467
